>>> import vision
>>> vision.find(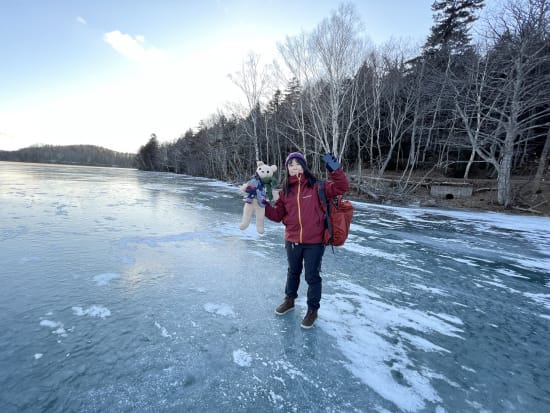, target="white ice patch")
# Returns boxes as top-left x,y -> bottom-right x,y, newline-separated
72,305 -> 111,318
397,263 -> 434,275
233,349 -> 252,367
268,390 -> 285,405
40,320 -> 61,328
267,359 -> 312,383
513,256 -> 550,273
154,321 -> 172,338
34,353 -> 43,360
495,268 -> 529,279
379,203 -> 550,259
343,242 -> 408,261
204,303 -> 235,317
320,279 -> 464,412
351,223 -> 380,236
429,312 -> 463,326
93,272 -> 120,286
400,331 -> 451,353
448,256 -> 479,267
40,320 -> 67,336
481,280 -> 521,294
412,284 -> 450,296
524,292 -> 550,311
